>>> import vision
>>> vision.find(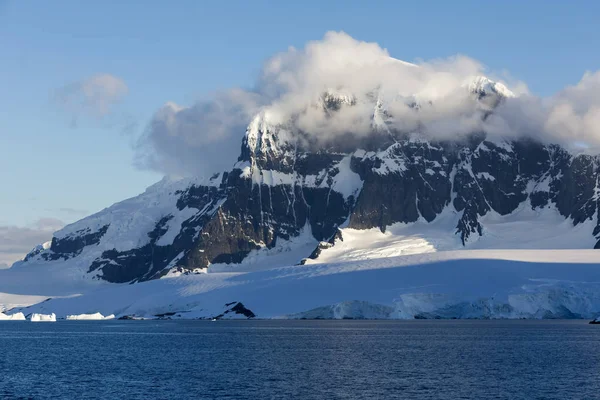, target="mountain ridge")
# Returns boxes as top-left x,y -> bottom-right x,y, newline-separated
14,76 -> 600,285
